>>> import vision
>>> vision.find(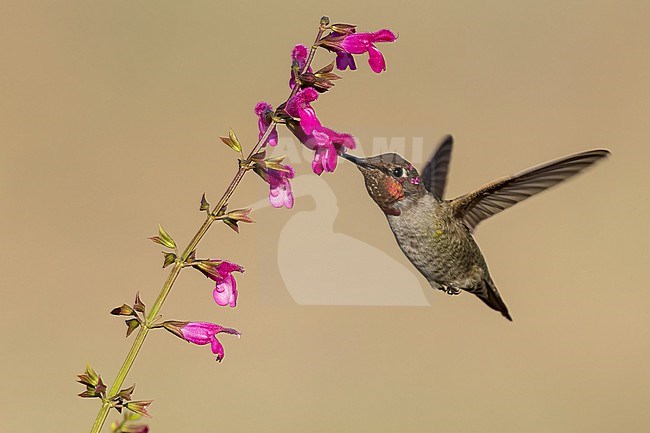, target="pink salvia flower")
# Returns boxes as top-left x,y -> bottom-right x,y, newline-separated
254,100 -> 295,208
254,101 -> 278,147
180,322 -> 241,362
340,29 -> 397,73
288,122 -> 356,175
268,164 -> 295,208
309,126 -> 356,175
203,260 -> 244,307
286,87 -> 321,135
292,44 -> 308,68
289,44 -> 311,88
